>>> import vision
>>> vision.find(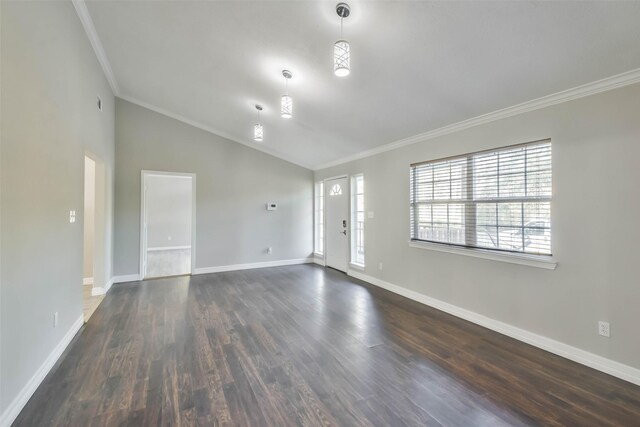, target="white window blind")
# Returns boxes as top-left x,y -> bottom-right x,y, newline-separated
410,139 -> 552,255
351,174 -> 365,266
314,181 -> 324,254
